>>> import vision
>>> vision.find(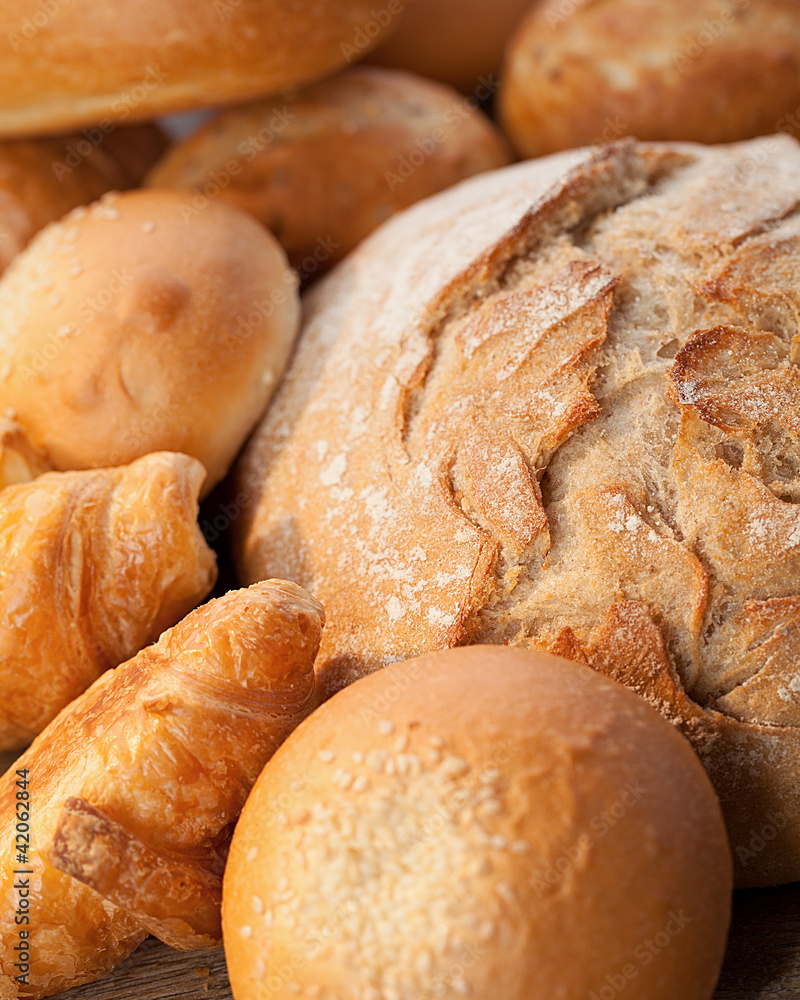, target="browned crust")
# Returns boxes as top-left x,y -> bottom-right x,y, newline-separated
500,0 -> 800,157
0,0 -> 400,137
52,798 -> 222,950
